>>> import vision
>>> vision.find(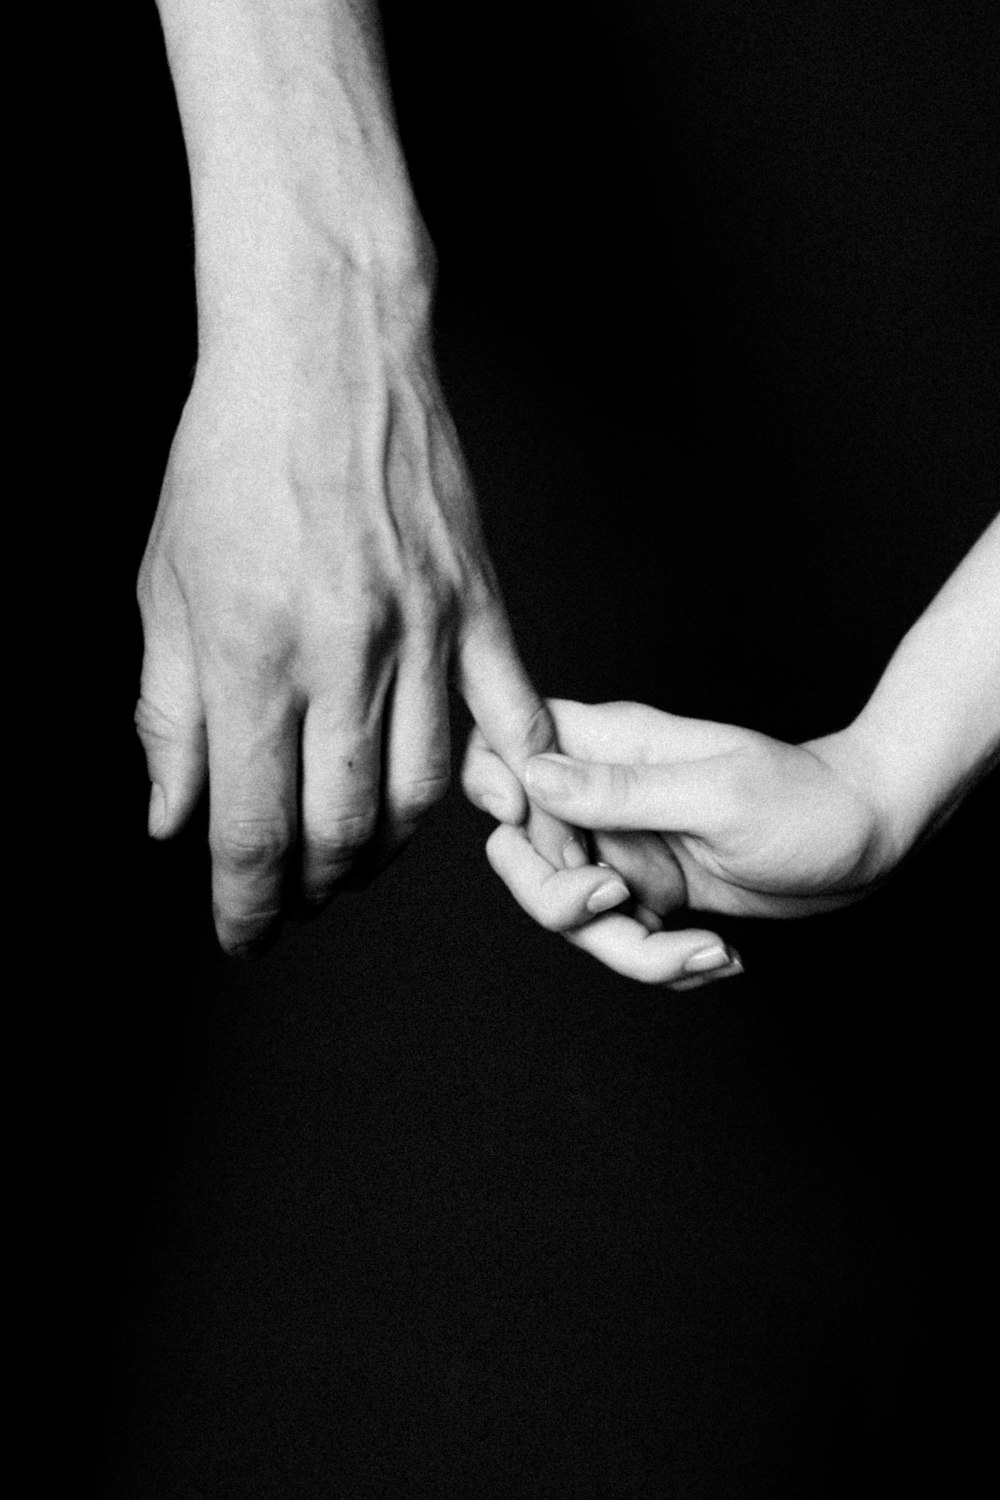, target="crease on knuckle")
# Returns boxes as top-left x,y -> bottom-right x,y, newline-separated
520,701 -> 557,761
608,761 -> 640,808
134,697 -> 182,746
308,808 -> 378,865
212,819 -> 292,872
392,770 -> 450,824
